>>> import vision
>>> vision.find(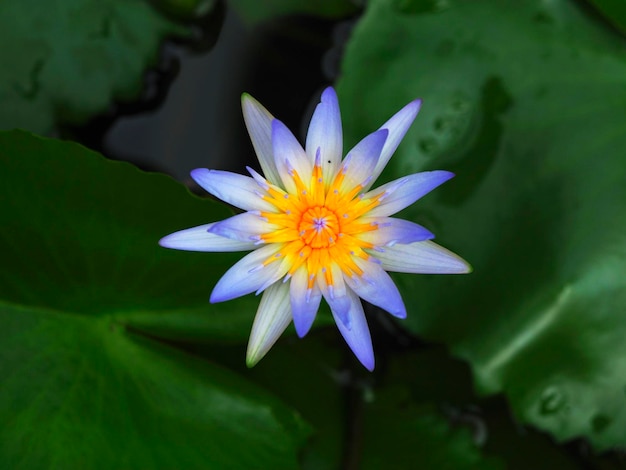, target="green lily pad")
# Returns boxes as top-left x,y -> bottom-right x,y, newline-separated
338,0 -> 626,451
0,0 -> 192,135
0,301 -> 306,469
0,130 -> 261,342
0,130 -> 309,466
